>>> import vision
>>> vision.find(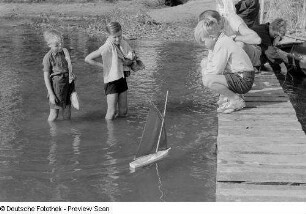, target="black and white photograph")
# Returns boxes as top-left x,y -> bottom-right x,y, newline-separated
0,0 -> 306,212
